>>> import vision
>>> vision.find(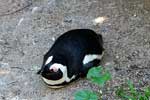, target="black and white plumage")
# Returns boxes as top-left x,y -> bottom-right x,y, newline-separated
37,29 -> 104,88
